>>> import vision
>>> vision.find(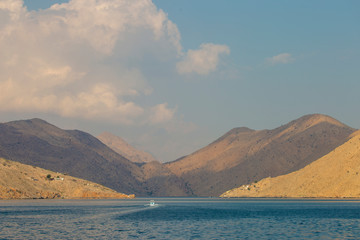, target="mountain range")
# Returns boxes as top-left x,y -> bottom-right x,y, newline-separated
0,114 -> 357,197
0,118 -> 144,195
0,118 -> 188,196
165,114 -> 355,196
